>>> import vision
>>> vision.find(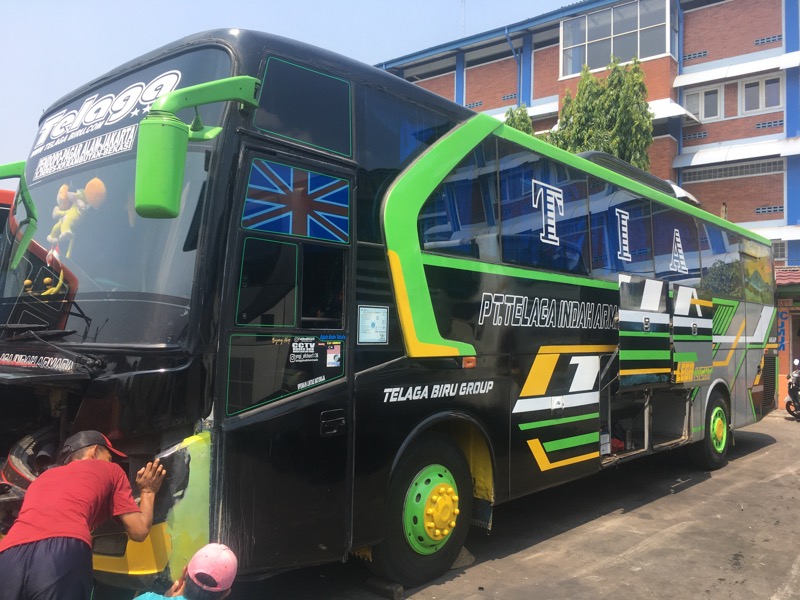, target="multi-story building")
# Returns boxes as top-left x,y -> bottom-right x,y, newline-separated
379,0 -> 800,386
